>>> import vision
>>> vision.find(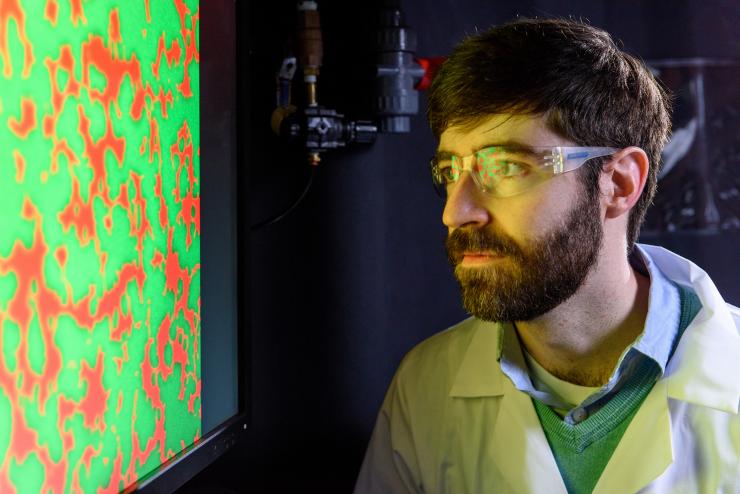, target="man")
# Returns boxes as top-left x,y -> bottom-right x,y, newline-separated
355,18 -> 739,494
